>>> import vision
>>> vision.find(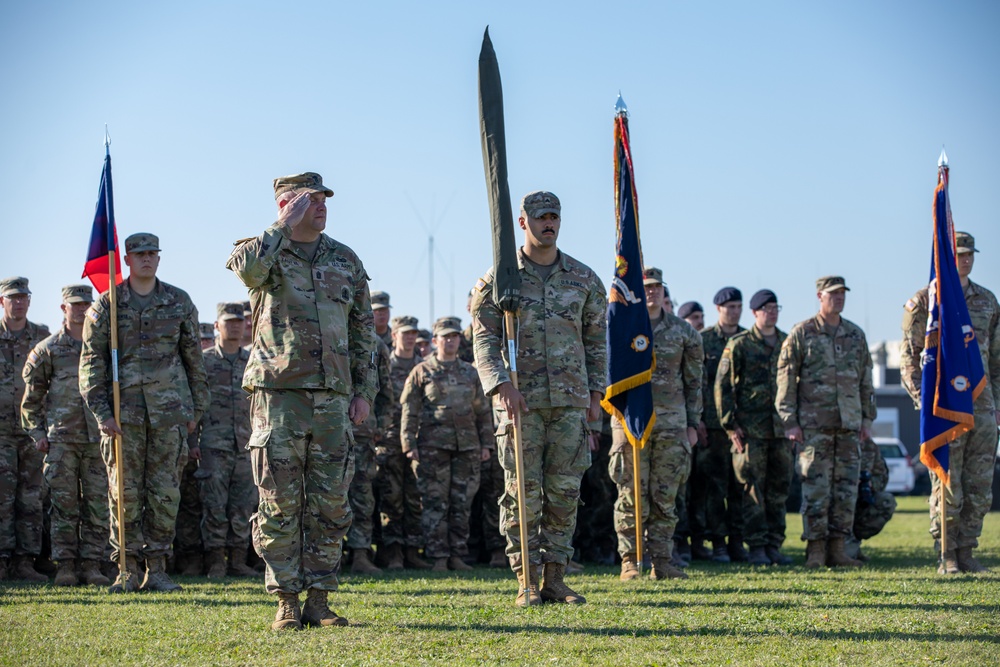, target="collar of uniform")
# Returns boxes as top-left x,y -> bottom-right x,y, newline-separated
123,278 -> 169,306
284,233 -> 332,262
214,341 -> 250,360
516,247 -> 567,278
0,318 -> 29,339
813,313 -> 841,334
